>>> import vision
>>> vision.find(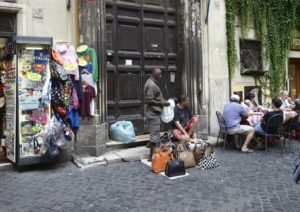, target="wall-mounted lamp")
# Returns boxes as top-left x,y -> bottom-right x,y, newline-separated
67,0 -> 71,10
